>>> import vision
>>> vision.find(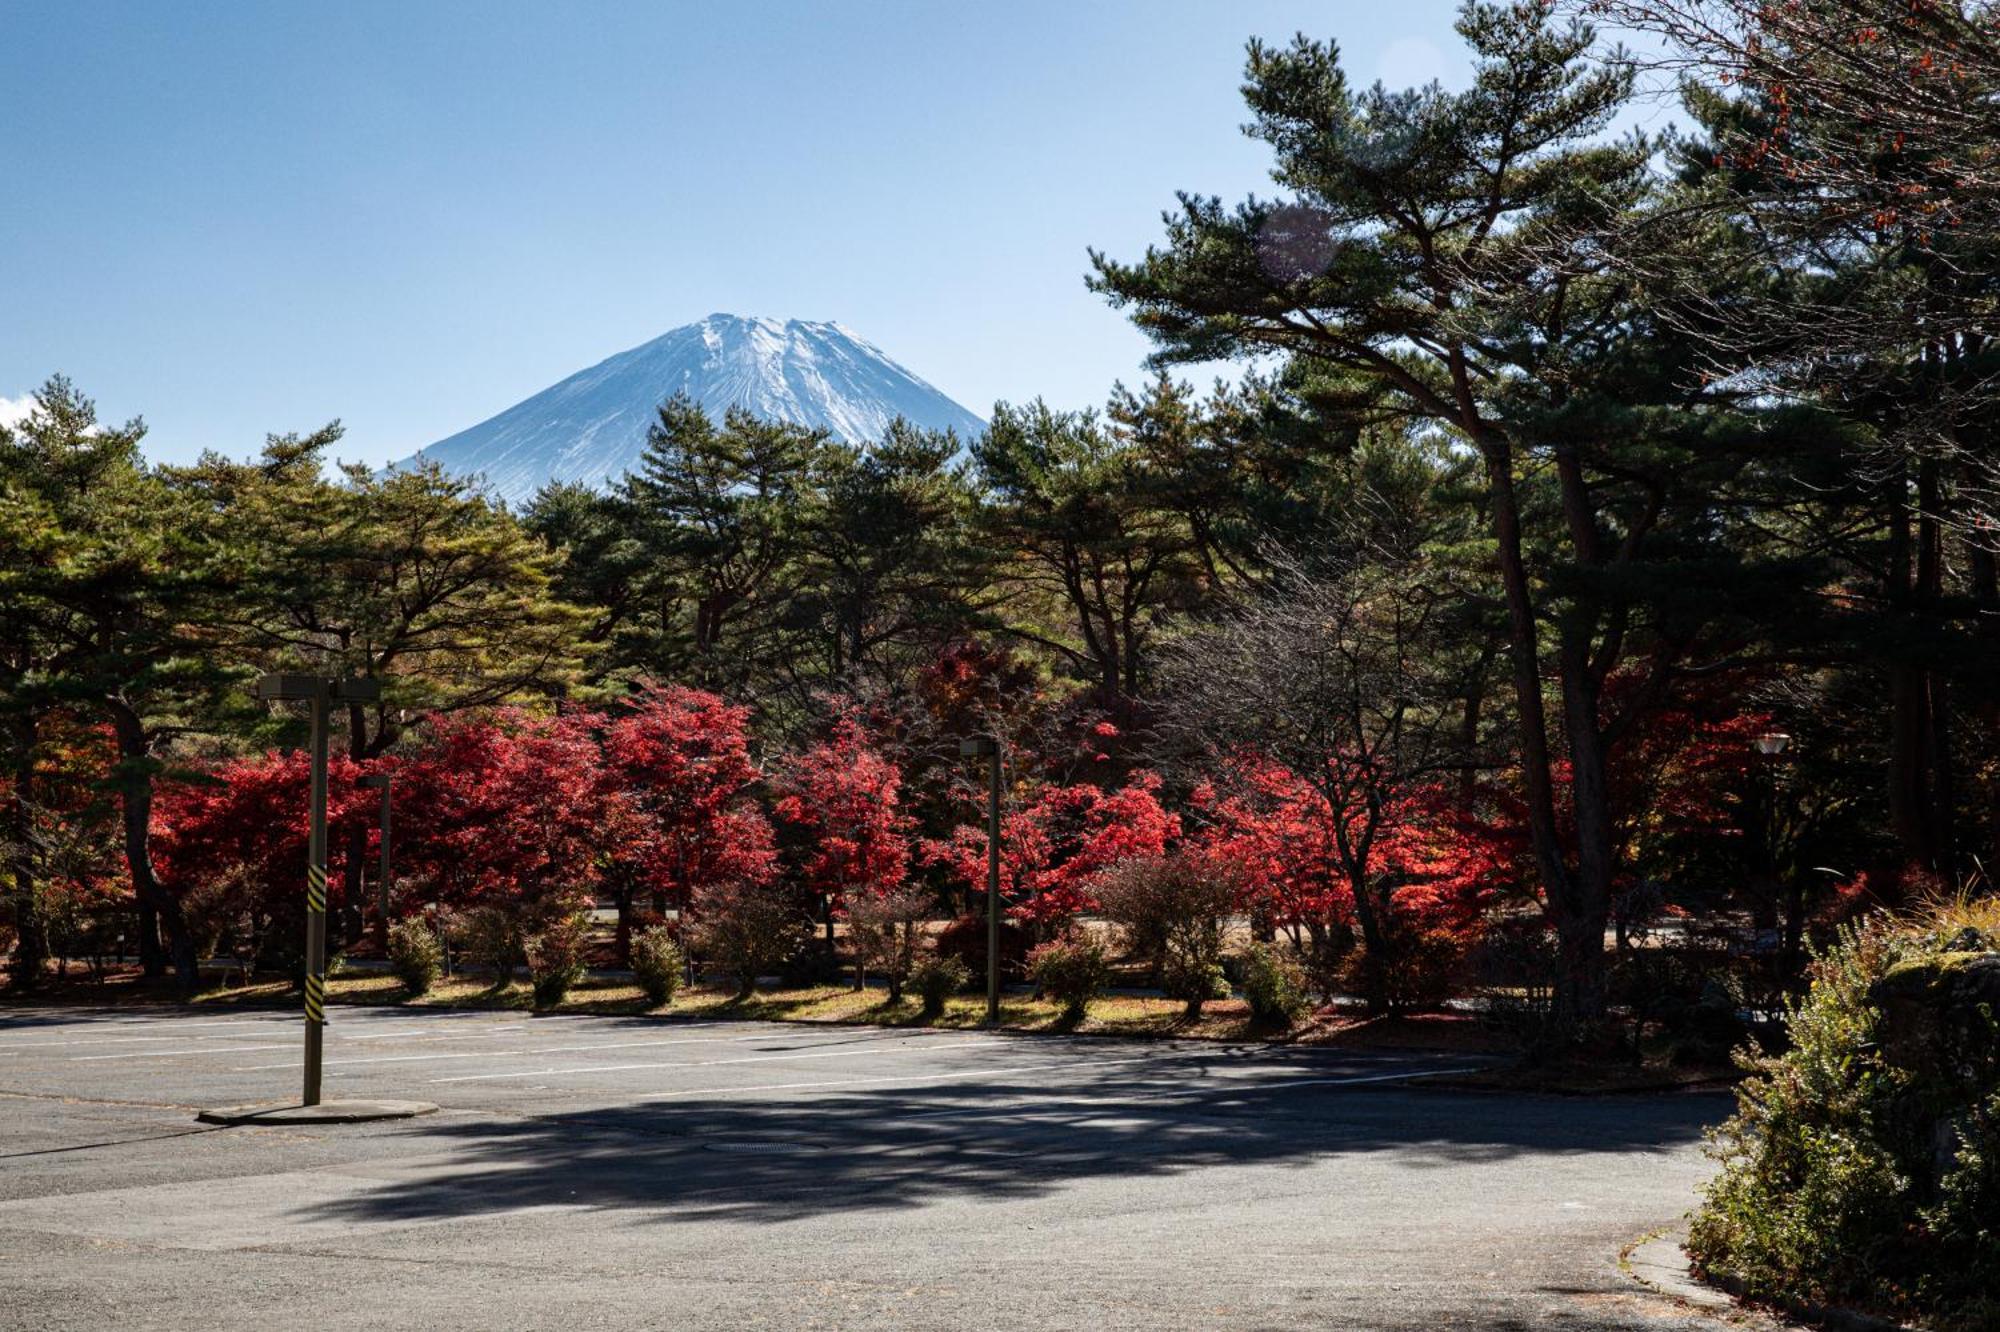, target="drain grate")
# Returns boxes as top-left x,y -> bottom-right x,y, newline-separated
702,1139 -> 822,1155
